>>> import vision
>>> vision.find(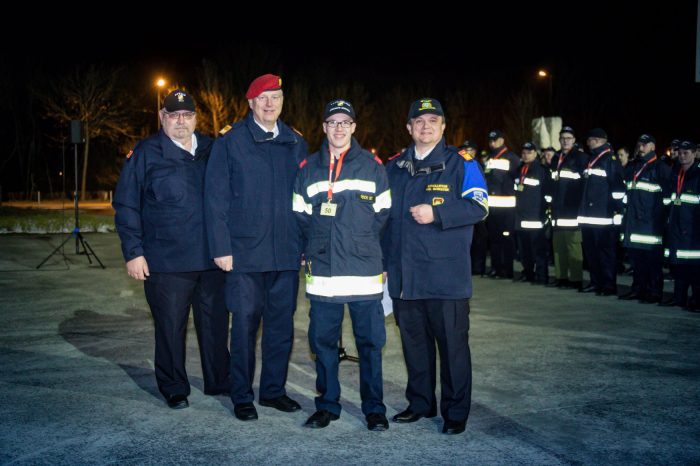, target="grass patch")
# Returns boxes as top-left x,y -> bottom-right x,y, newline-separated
0,207 -> 115,234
